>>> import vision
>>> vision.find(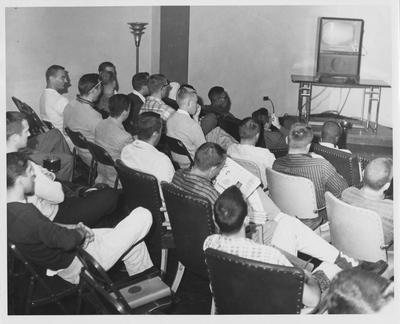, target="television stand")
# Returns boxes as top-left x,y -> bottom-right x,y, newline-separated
318,75 -> 357,85
291,74 -> 390,132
